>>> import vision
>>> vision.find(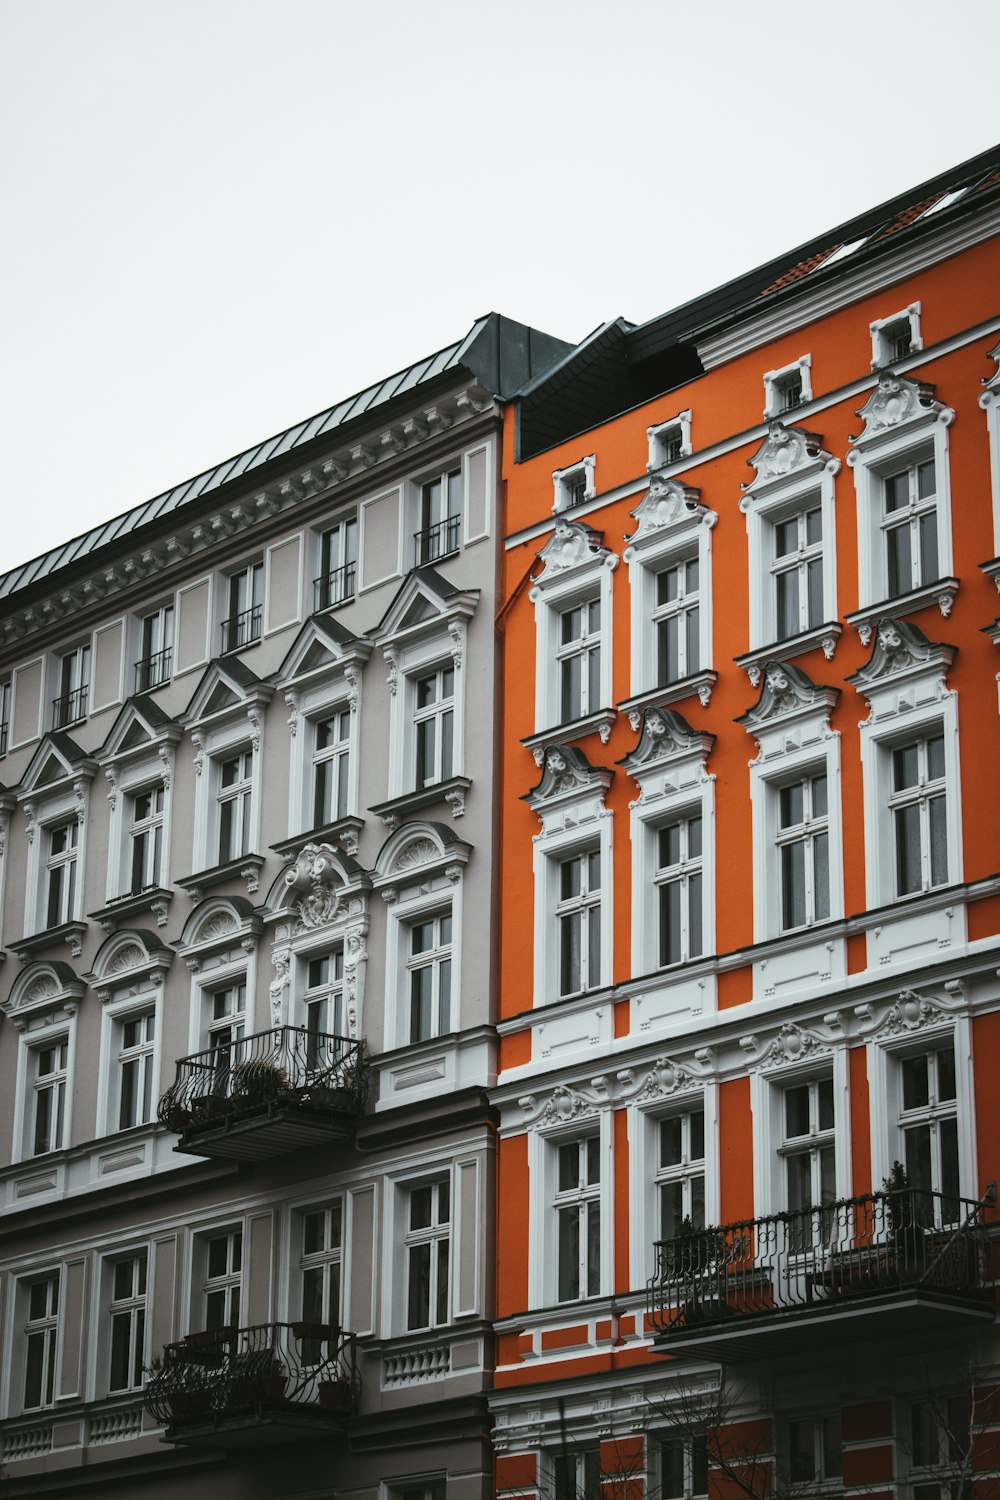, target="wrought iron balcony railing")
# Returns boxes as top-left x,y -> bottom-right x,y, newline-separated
52,685 -> 88,729
158,1026 -> 366,1157
313,561 -> 356,611
144,1322 -> 357,1434
134,648 -> 173,693
414,514 -> 460,566
648,1188 -> 993,1343
220,604 -> 262,654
